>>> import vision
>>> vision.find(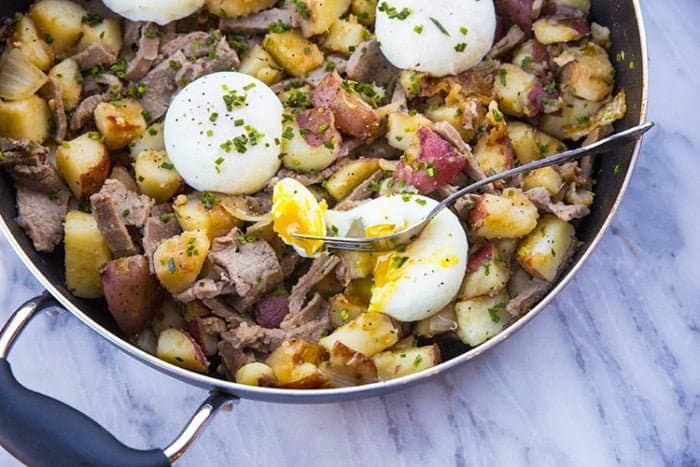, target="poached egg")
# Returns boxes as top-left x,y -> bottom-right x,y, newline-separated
102,0 -> 205,25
